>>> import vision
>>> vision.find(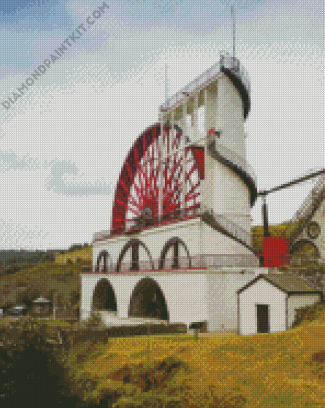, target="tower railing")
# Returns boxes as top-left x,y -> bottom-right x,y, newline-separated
159,52 -> 251,114
220,52 -> 251,96
89,253 -> 259,274
212,138 -> 257,187
199,205 -> 254,252
206,130 -> 258,207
